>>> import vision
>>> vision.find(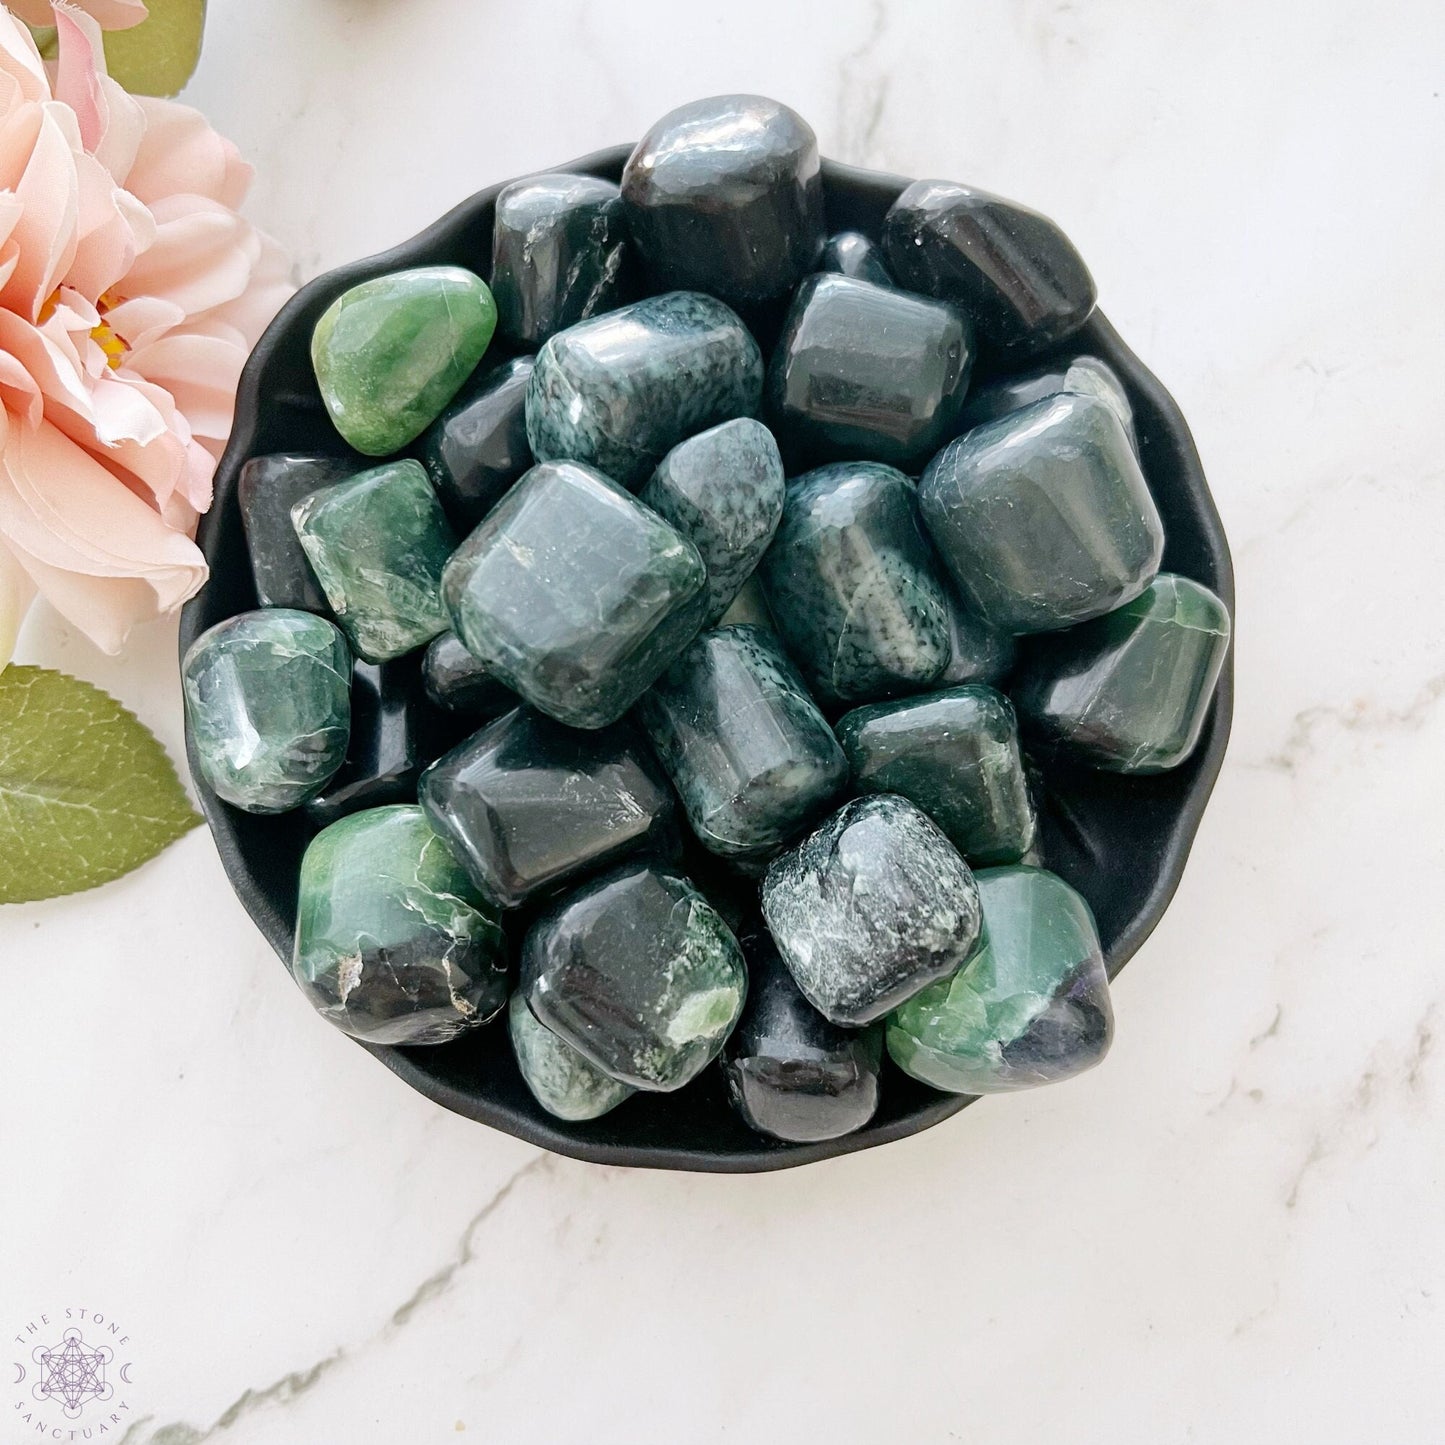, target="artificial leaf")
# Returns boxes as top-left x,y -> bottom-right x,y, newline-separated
102,0 -> 206,97
0,666 -> 200,904
27,25 -> 59,61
